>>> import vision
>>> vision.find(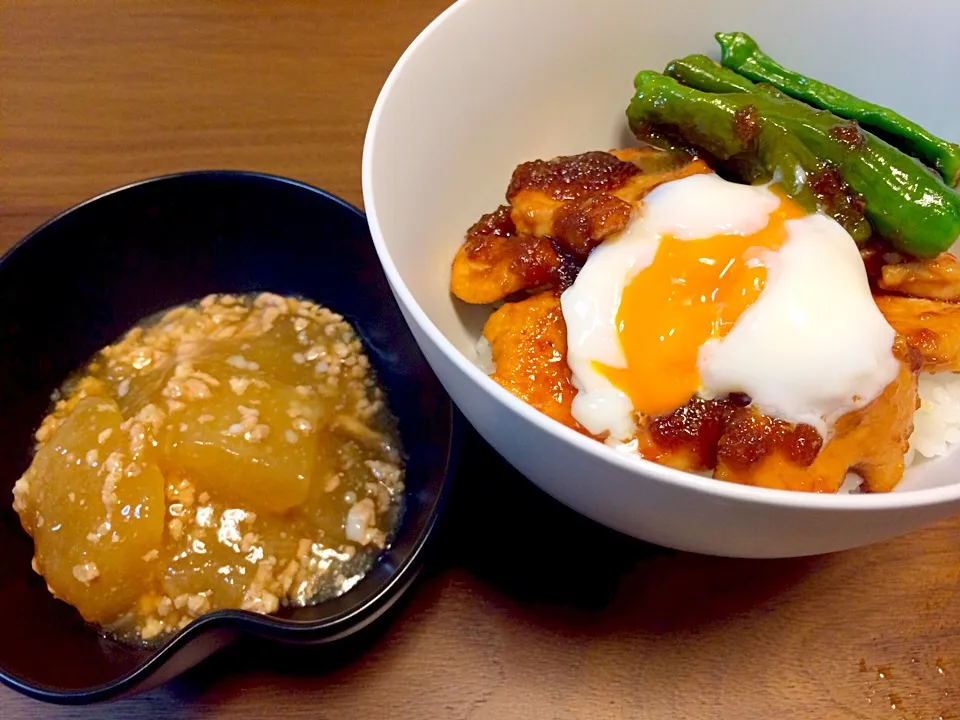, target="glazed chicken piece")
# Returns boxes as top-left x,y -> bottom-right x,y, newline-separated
450,206 -> 576,305
508,148 -> 711,254
634,395 -> 829,486
632,394 -> 767,474
451,147 -> 710,305
712,338 -> 920,493
626,338 -> 918,493
875,294 -> 960,372
878,252 -> 960,301
480,291 -> 581,431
